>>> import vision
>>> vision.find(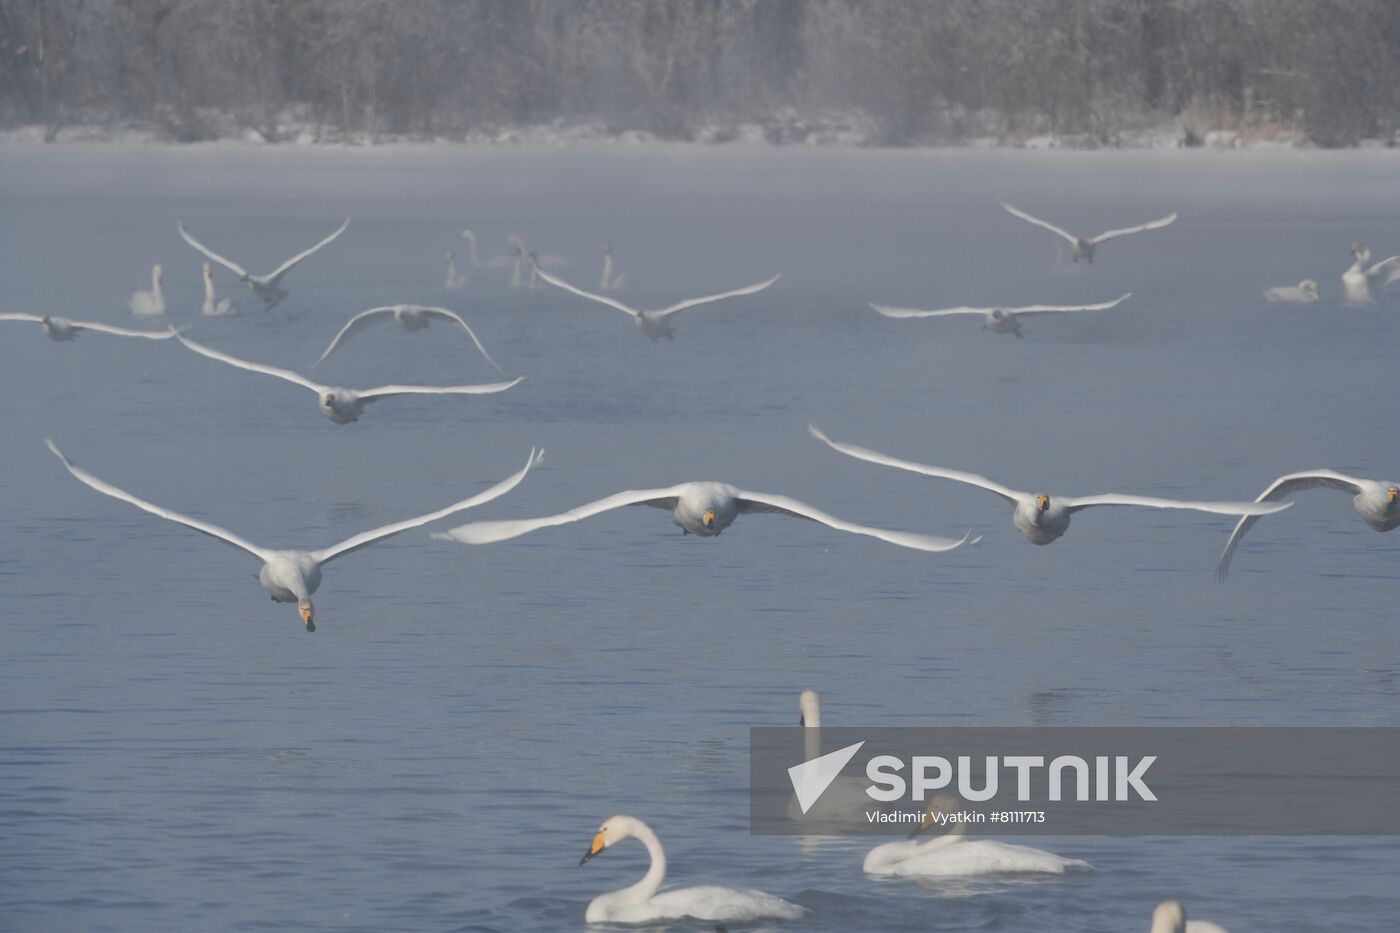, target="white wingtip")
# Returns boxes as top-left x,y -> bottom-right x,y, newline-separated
44,437 -> 65,462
